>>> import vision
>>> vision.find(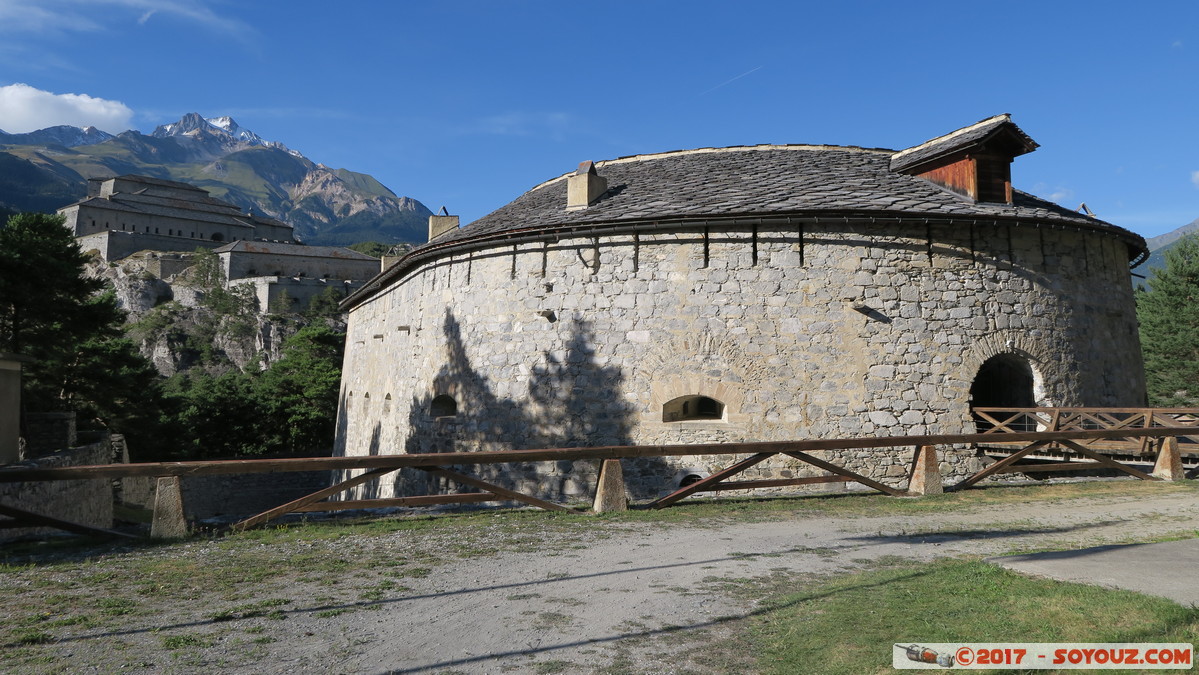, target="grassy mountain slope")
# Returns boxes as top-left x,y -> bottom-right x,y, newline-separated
0,150 -> 87,213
